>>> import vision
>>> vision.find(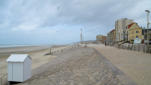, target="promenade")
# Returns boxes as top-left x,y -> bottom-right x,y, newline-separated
90,44 -> 151,85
